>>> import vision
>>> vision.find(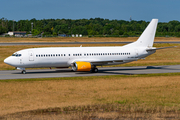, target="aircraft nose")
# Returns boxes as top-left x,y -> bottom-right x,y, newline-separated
4,57 -> 12,65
